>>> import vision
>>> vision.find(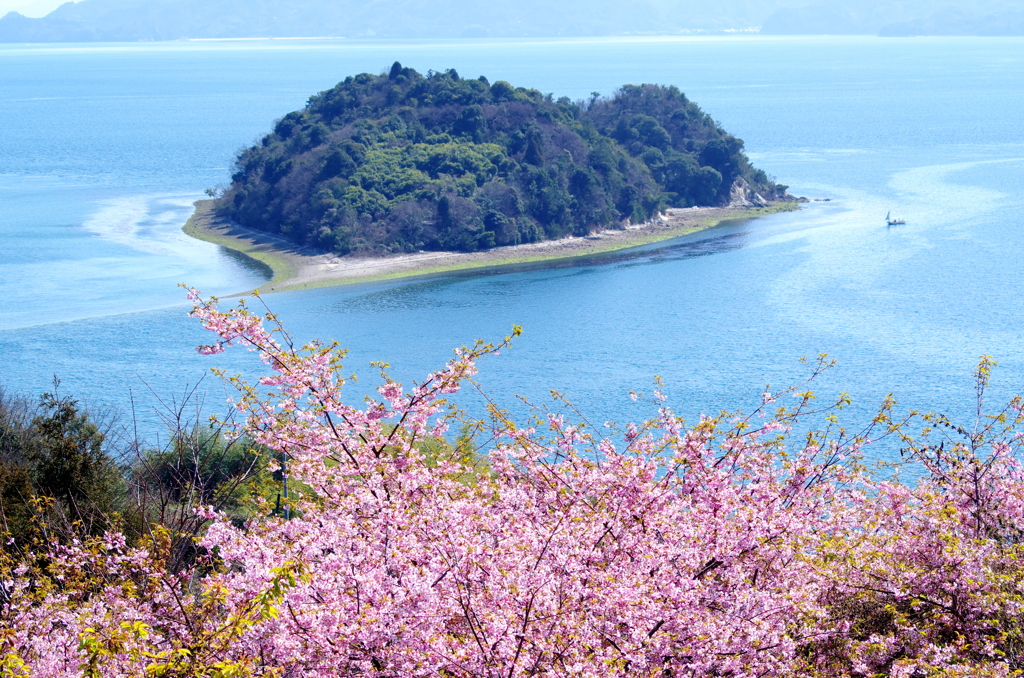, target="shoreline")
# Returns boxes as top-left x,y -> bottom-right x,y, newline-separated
183,199 -> 800,294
